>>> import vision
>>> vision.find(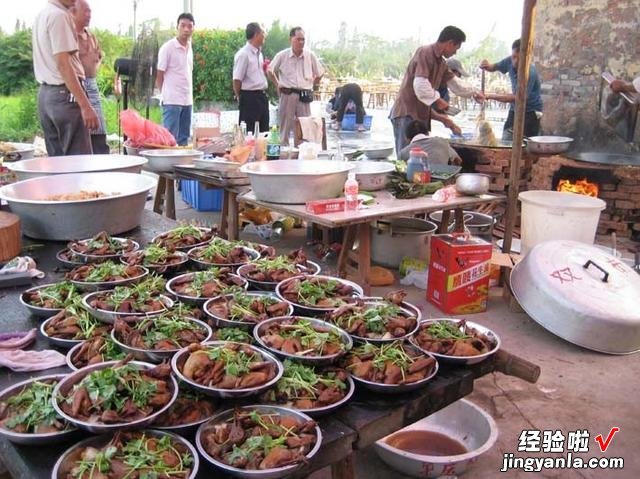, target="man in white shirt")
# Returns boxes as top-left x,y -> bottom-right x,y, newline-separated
156,12 -> 194,145
268,27 -> 324,144
233,22 -> 269,135
32,0 -> 98,156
